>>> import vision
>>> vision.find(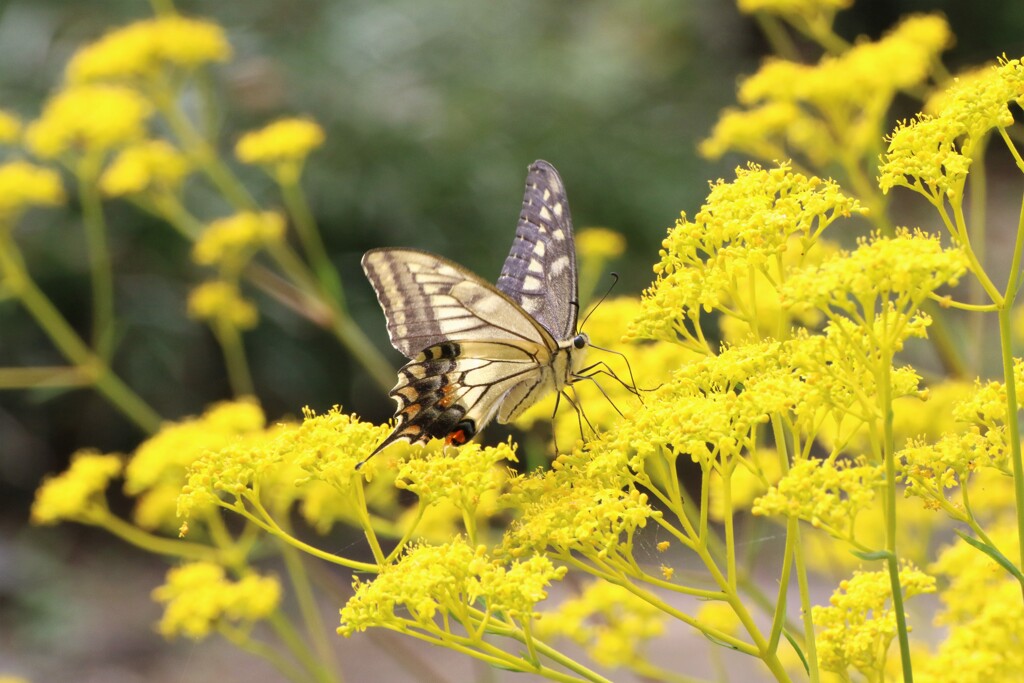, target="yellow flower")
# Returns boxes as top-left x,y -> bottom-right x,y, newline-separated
737,0 -> 852,20
395,440 -> 516,514
187,281 -> 259,330
575,227 -> 626,261
340,539 -> 566,636
709,448 -> 783,521
235,117 -> 325,167
701,101 -> 834,167
192,211 -> 286,272
67,16 -> 231,84
31,450 -> 122,525
0,161 -> 65,223
124,400 -> 265,496
878,115 -> 971,203
152,562 -> 280,640
99,140 -> 189,197
752,456 -> 884,540
0,109 -> 21,144
535,580 -> 666,669
813,565 -> 935,677
630,163 -> 862,345
25,85 -> 152,159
